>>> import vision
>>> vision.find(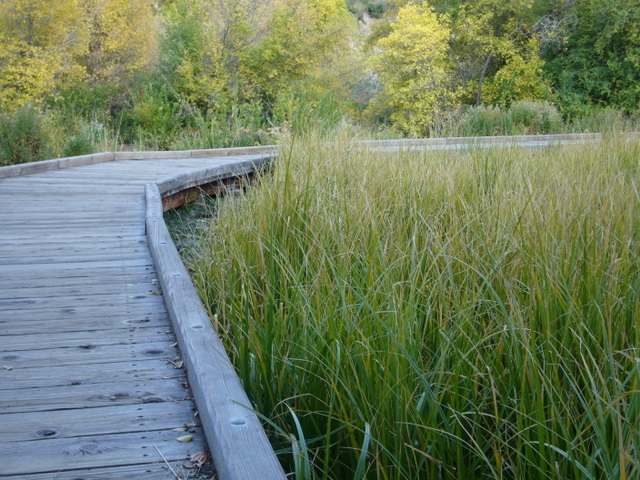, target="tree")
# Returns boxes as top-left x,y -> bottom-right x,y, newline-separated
444,0 -> 555,105
370,1 -> 458,136
159,0 -> 226,108
0,0 -> 86,109
544,0 -> 640,114
484,38 -> 552,106
80,0 -> 157,85
246,0 -> 355,99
